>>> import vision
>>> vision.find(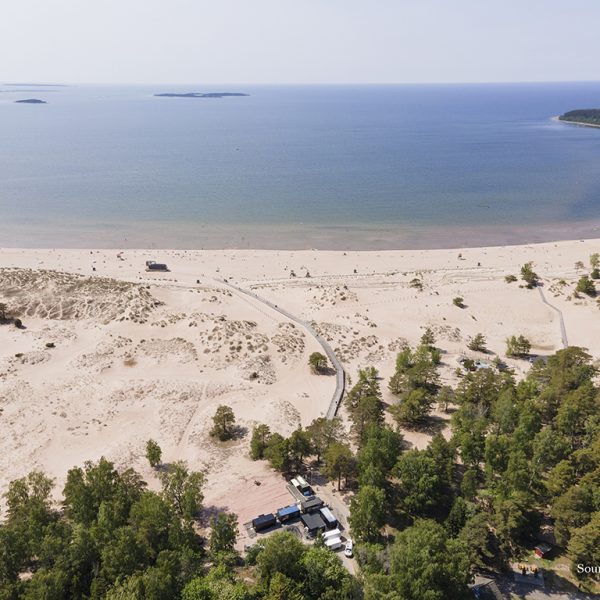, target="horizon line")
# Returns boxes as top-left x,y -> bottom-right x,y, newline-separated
3,79 -> 600,87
